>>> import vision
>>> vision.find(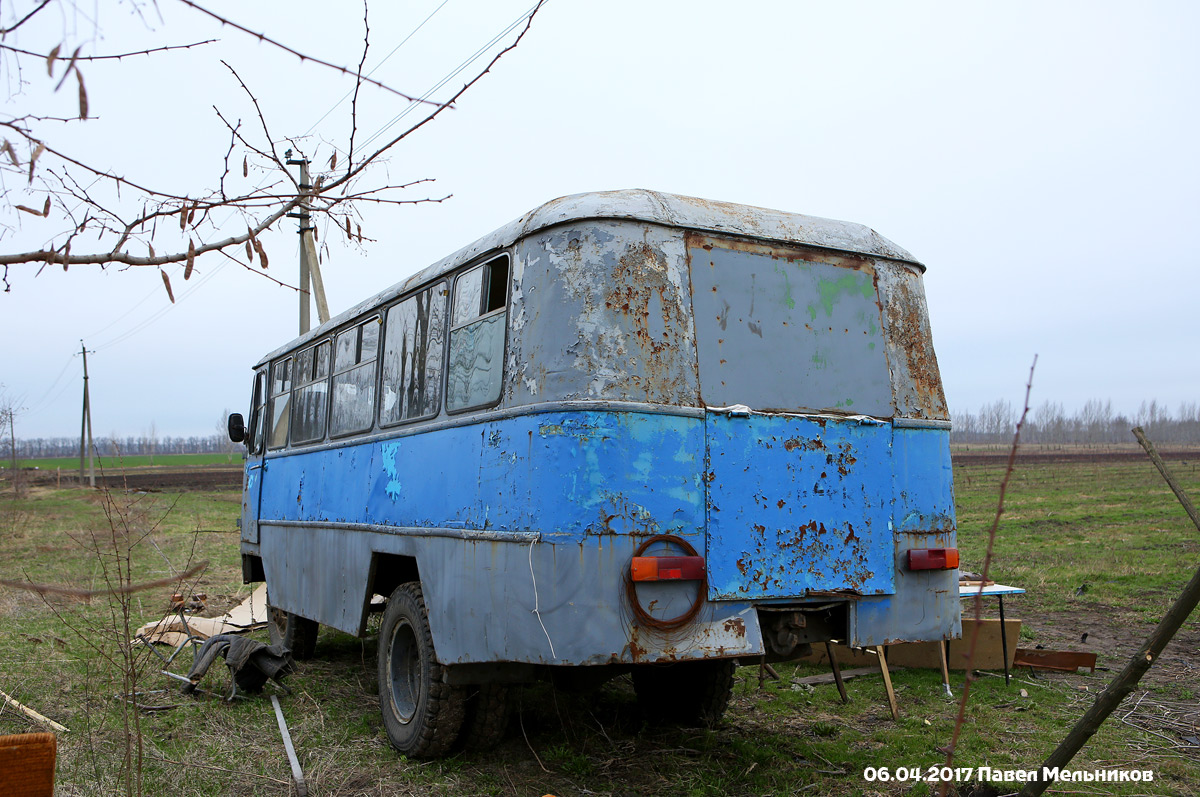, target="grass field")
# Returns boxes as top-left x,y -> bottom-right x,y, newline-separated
11,452 -> 239,470
1,452 -> 1198,796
